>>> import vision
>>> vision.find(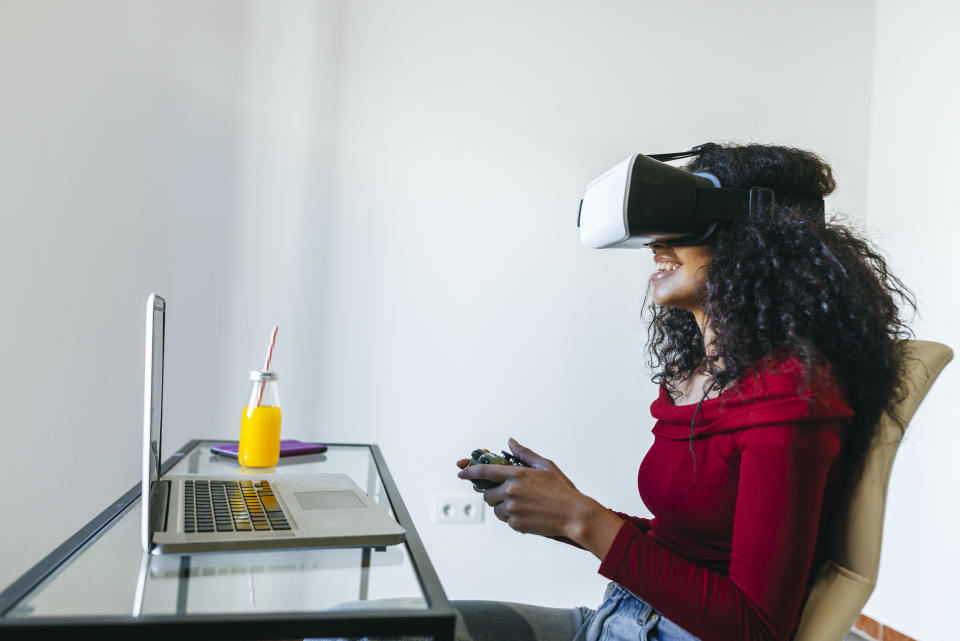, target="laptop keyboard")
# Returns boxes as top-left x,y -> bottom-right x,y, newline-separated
183,479 -> 291,534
